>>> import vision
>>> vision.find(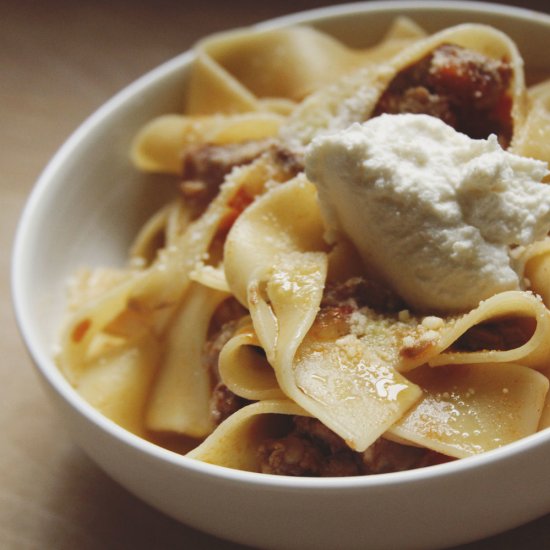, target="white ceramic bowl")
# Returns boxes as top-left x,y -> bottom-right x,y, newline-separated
12,2 -> 550,549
